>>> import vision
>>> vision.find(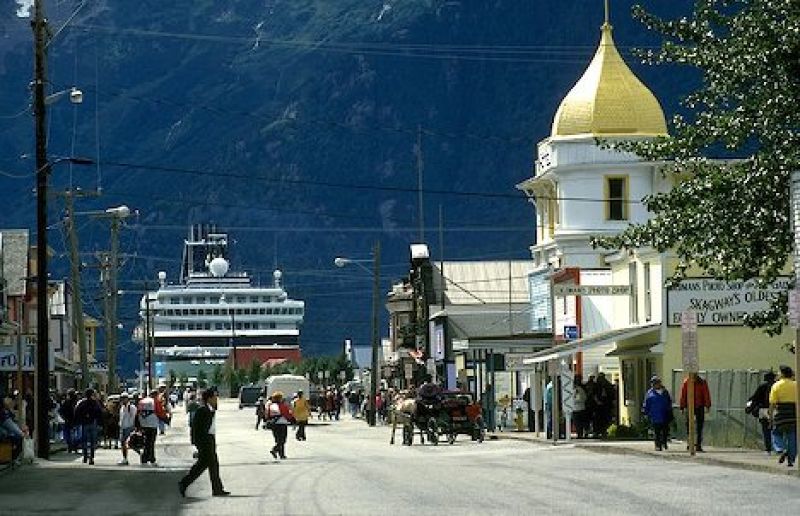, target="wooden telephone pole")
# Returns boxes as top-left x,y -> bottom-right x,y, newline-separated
32,0 -> 51,460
